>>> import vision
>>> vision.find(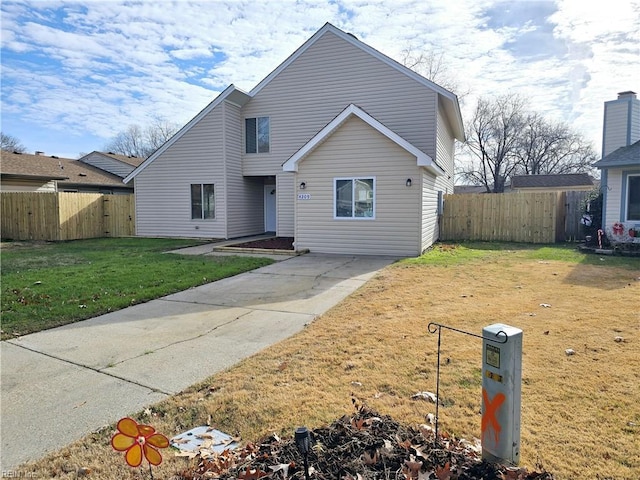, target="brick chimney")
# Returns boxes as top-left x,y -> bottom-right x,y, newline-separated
602,91 -> 640,157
